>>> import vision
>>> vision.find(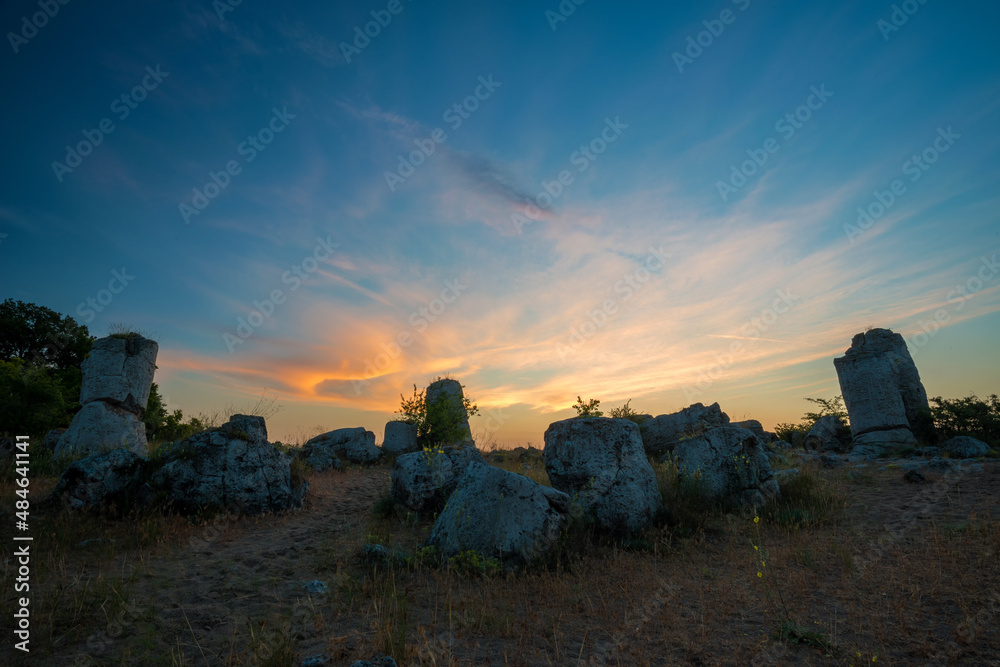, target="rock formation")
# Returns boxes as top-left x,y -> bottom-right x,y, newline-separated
381,421 -> 419,455
834,328 -> 930,454
803,415 -> 852,452
543,417 -> 662,534
148,415 -> 307,515
391,445 -> 484,513
302,427 -> 380,470
672,426 -> 780,509
55,334 -> 158,459
426,461 -> 571,570
424,378 -> 474,445
639,402 -> 730,454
